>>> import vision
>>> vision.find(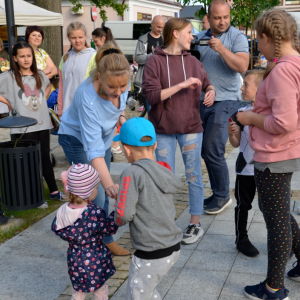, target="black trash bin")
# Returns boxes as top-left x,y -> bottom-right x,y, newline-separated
0,140 -> 44,210
0,110 -> 44,211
